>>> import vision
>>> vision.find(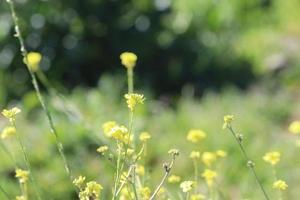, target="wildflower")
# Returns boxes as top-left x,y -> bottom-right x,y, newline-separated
124,93 -> 145,111
139,132 -> 151,142
120,52 -> 137,69
24,52 -> 42,72
136,165 -> 145,176
216,150 -> 227,158
102,121 -> 117,137
15,169 -> 29,183
190,194 -> 206,200
120,188 -> 133,200
139,187 -> 151,200
73,176 -> 86,189
186,129 -> 207,143
273,180 -> 288,191
108,125 -> 128,141
168,149 -> 179,156
97,145 -> 108,154
263,151 -> 281,166
190,151 -> 201,159
168,175 -> 181,183
1,126 -> 16,139
2,107 -> 21,122
79,181 -> 103,200
123,148 -> 134,156
180,181 -> 195,193
288,121 -> 300,134
201,169 -> 217,186
223,115 -> 234,129
201,152 -> 217,167
15,196 -> 25,200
